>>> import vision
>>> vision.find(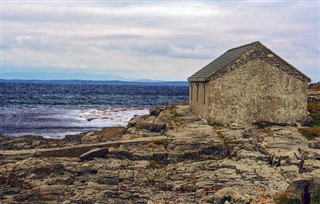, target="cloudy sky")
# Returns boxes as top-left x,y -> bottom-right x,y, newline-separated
1,0 -> 319,81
